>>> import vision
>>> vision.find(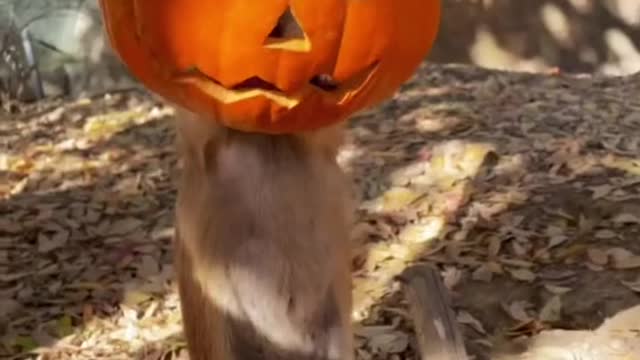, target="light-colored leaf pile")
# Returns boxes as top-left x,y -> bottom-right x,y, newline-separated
2,64 -> 640,360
